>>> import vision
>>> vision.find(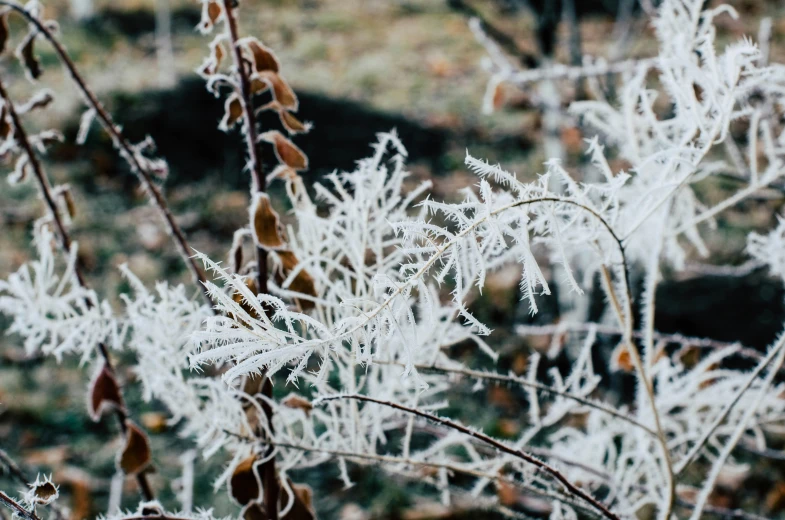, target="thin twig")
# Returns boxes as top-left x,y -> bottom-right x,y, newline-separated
0,76 -> 154,502
0,491 -> 39,520
315,394 -> 620,520
220,2 -> 279,518
0,0 -> 212,307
